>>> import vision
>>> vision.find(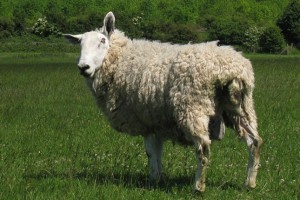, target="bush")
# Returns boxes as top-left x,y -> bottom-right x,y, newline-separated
0,30 -> 12,39
141,21 -> 200,44
0,18 -> 14,38
12,8 -> 26,35
206,16 -> 252,45
165,23 -> 199,44
259,26 -> 285,53
31,17 -> 61,37
242,26 -> 264,53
